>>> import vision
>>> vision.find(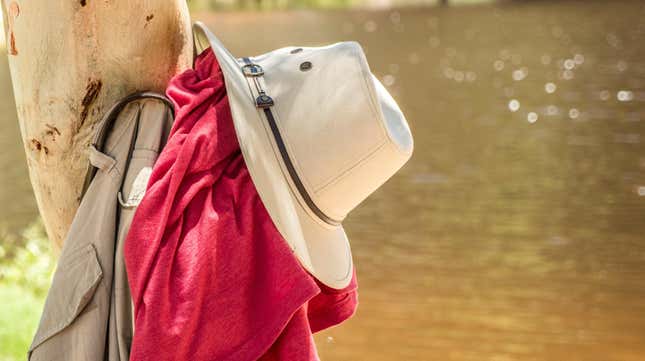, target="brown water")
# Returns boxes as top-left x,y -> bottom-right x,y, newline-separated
3,1 -> 645,360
